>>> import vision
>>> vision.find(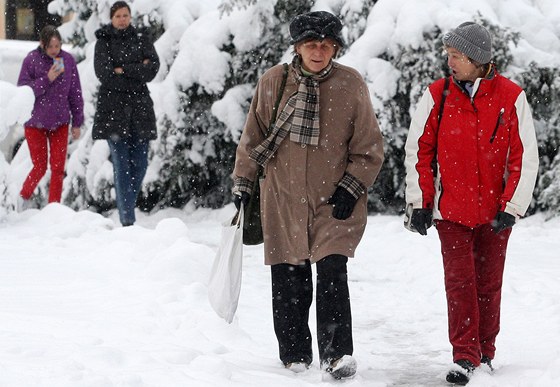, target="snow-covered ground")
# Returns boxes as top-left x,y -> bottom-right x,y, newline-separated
0,205 -> 558,386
